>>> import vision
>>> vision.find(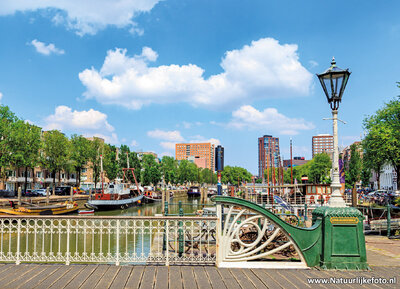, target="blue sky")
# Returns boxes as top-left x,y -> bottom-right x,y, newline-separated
1,0 -> 399,174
